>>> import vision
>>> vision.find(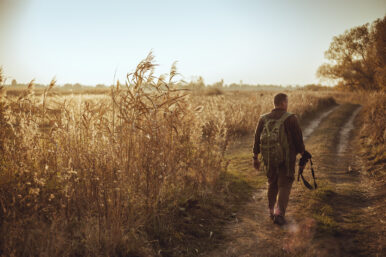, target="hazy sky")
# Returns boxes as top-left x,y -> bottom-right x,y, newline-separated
1,0 -> 385,86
